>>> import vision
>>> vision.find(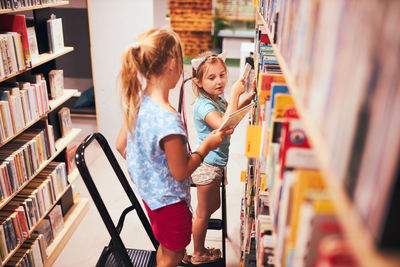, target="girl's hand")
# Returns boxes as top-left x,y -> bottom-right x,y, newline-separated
230,77 -> 246,97
204,129 -> 232,151
246,77 -> 257,100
